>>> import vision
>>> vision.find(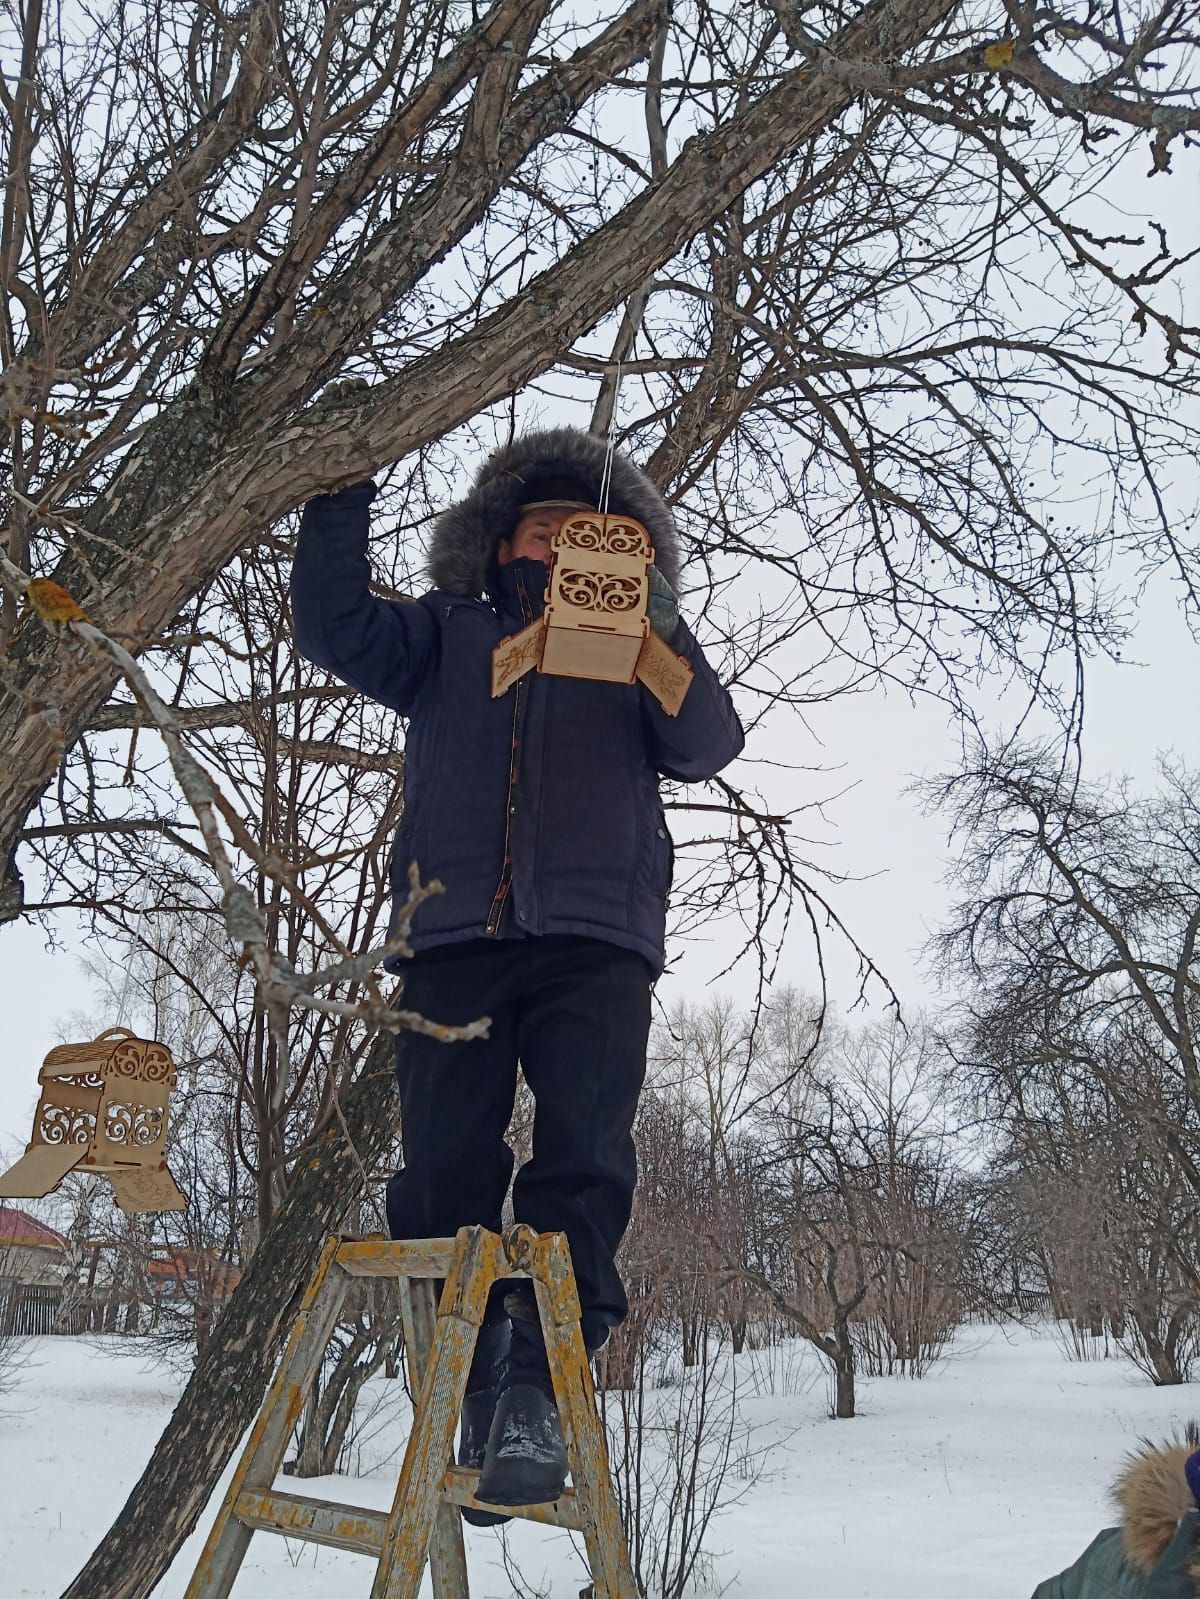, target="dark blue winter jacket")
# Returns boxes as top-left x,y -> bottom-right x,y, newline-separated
290,432 -> 744,976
